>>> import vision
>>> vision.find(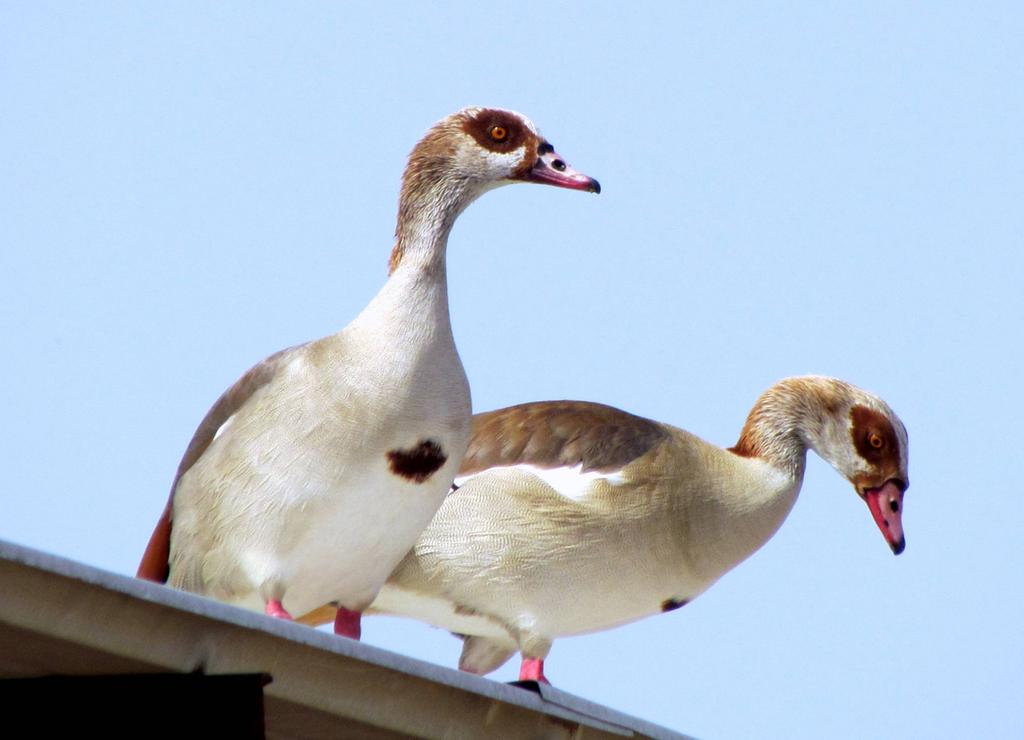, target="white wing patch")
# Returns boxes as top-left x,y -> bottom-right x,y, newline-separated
454,464 -> 627,502
212,413 -> 236,442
